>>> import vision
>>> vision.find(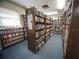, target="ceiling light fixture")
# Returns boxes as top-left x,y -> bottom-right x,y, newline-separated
42,4 -> 49,9
44,11 -> 58,15
57,0 -> 65,9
